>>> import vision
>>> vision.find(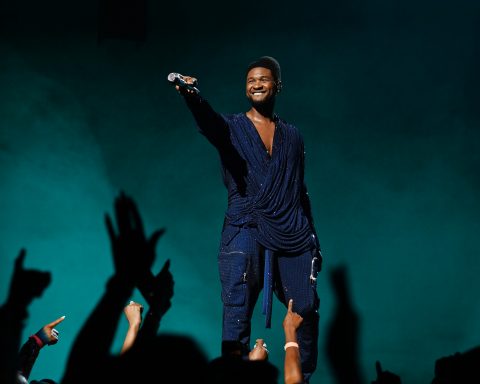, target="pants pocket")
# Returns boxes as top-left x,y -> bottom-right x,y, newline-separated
218,251 -> 248,306
310,250 -> 322,286
221,225 -> 241,248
